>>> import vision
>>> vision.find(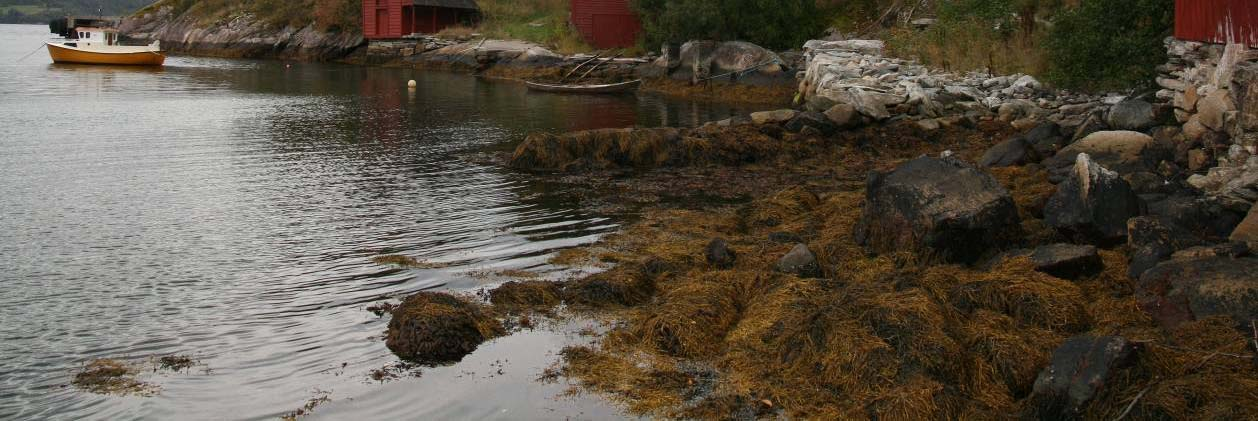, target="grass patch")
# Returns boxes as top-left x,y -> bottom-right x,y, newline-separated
475,0 -> 591,54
